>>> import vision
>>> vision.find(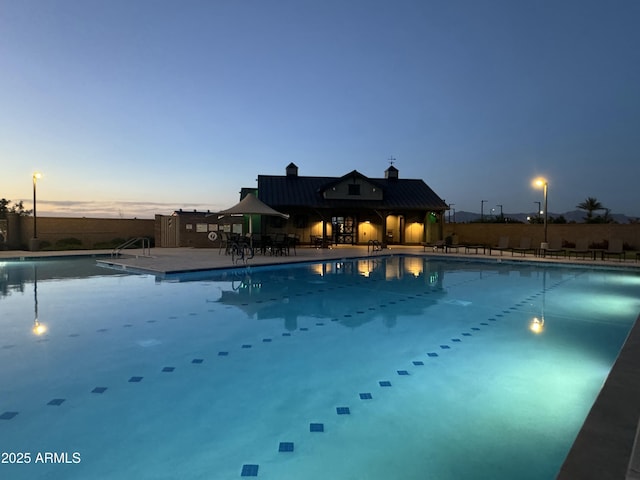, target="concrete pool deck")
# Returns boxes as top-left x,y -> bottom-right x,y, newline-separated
1,245 -> 639,479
